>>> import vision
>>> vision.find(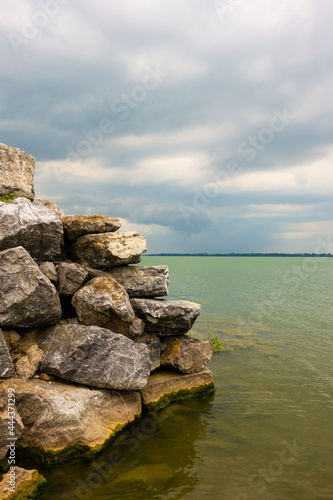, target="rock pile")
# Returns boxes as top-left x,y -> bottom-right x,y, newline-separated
0,143 -> 214,497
